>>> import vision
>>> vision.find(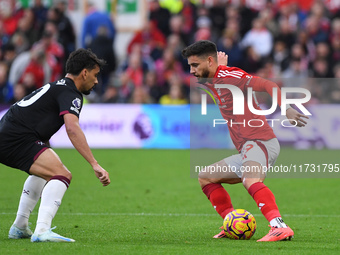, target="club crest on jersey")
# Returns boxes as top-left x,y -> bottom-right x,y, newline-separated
56,79 -> 66,85
72,98 -> 81,109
